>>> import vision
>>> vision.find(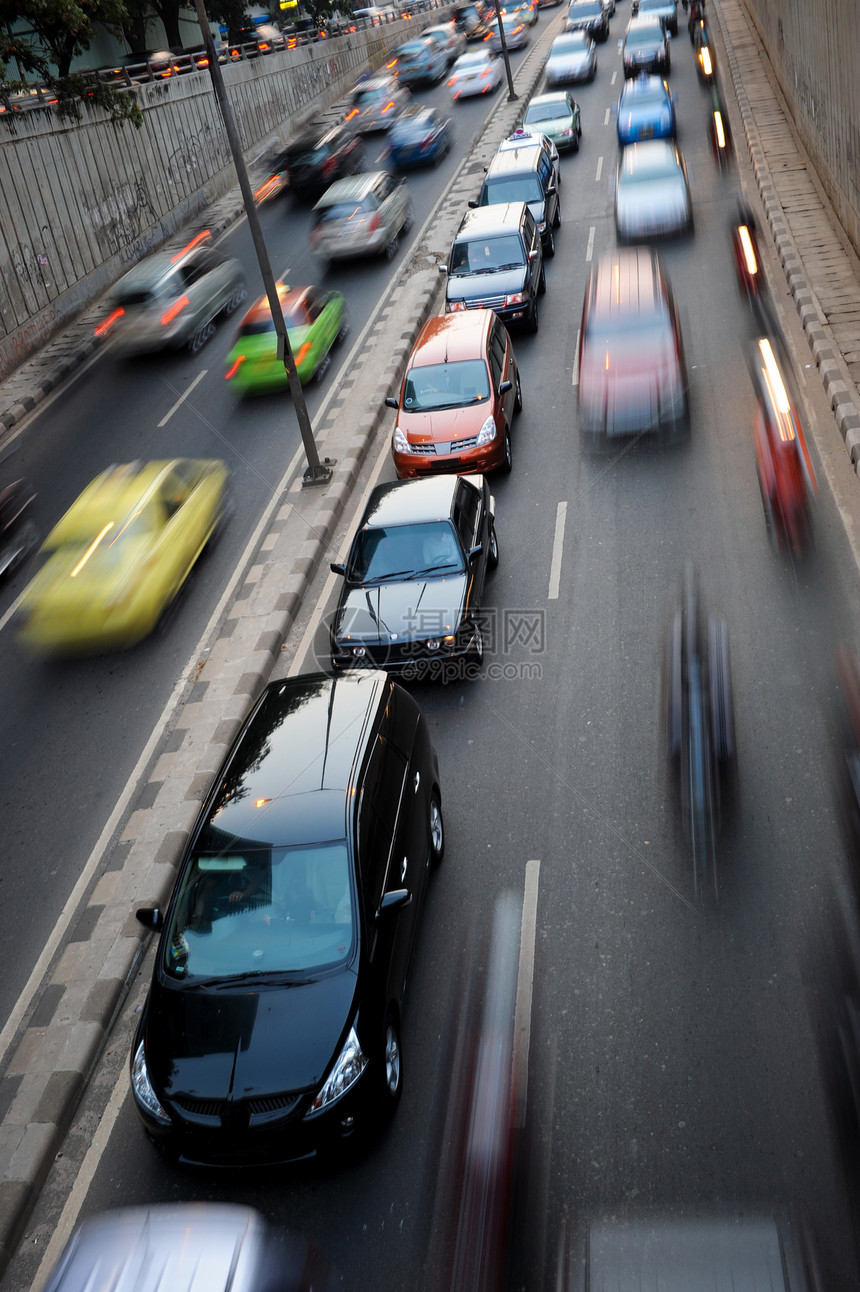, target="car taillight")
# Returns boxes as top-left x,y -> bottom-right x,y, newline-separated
295,342 -> 312,365
367,213 -> 381,230
95,307 -> 124,337
161,295 -> 190,326
225,355 -> 245,380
